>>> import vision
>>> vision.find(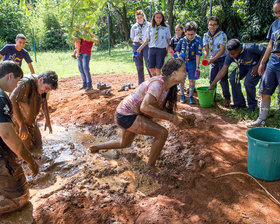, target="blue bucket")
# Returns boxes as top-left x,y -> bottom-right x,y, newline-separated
247,127 -> 280,181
